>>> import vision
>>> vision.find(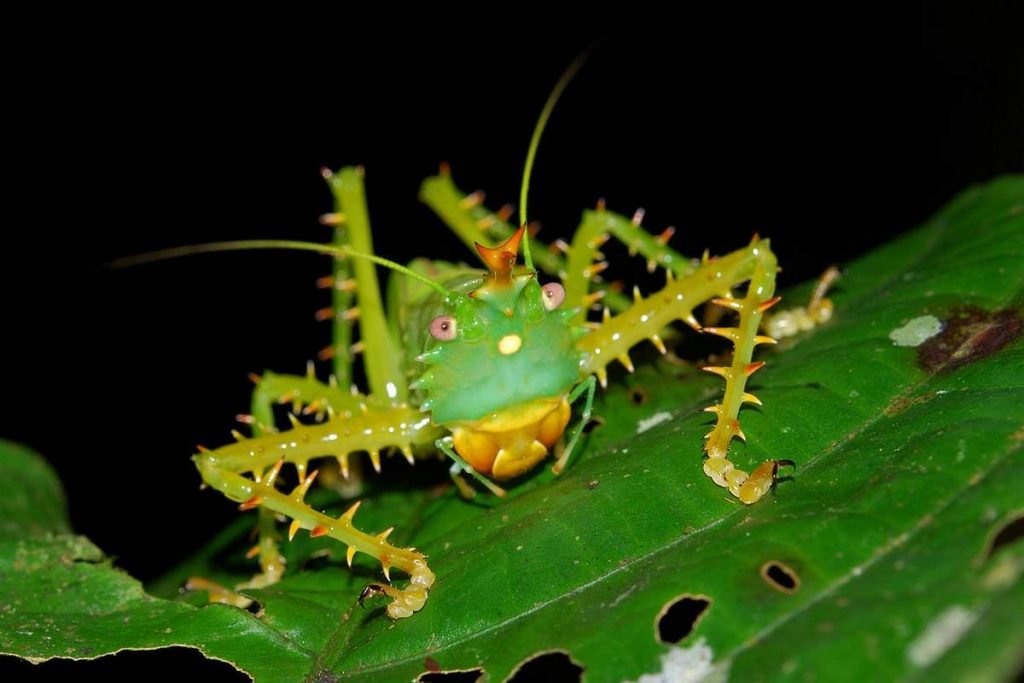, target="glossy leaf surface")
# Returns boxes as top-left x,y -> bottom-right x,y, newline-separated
2,178 -> 1022,682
